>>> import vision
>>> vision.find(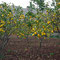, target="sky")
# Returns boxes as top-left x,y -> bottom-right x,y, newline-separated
0,0 -> 54,8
